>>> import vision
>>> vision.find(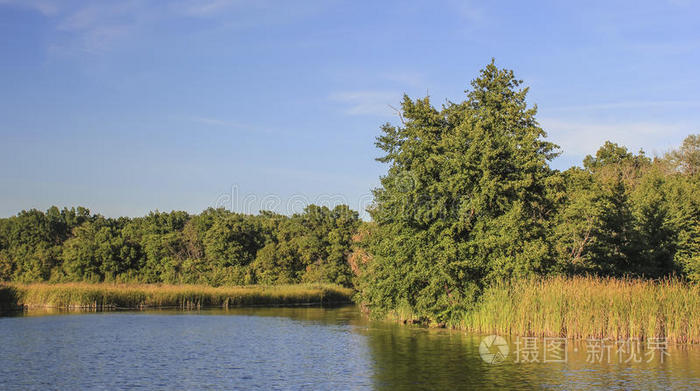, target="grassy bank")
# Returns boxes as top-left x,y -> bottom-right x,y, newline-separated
455,276 -> 700,344
0,282 -> 354,311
